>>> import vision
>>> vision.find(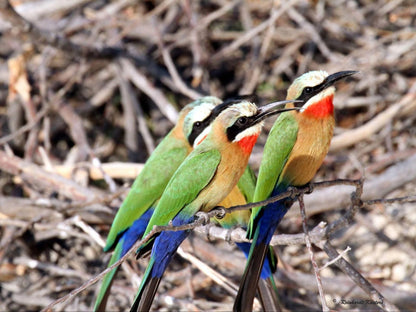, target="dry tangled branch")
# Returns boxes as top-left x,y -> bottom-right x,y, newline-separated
41,178 -> 414,311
